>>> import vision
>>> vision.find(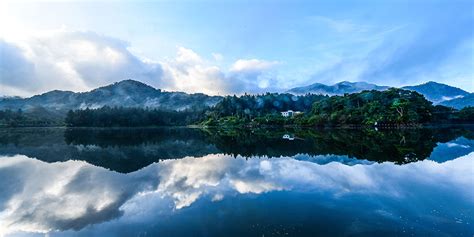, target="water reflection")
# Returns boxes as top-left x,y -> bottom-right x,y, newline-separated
1,127 -> 473,235
0,152 -> 473,236
0,127 -> 472,173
